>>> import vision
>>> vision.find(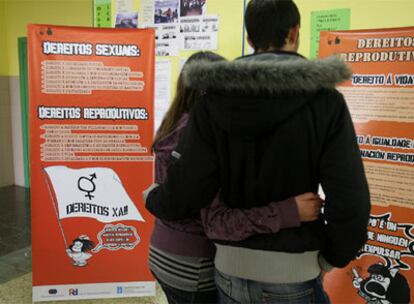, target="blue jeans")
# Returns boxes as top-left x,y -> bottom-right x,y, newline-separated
215,269 -> 330,304
158,280 -> 217,304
